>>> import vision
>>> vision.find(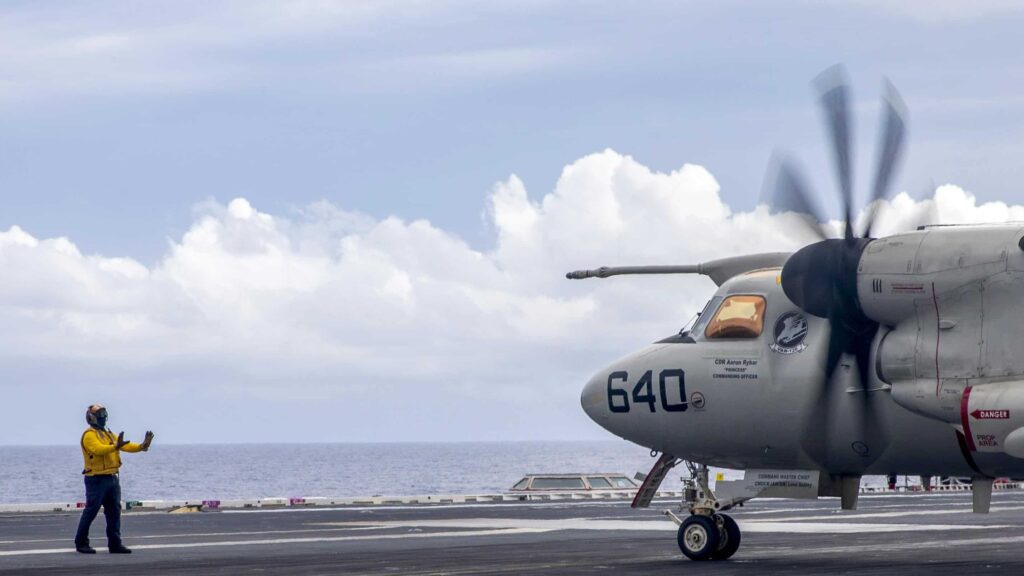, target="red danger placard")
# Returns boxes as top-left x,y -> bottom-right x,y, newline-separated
970,409 -> 1010,420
